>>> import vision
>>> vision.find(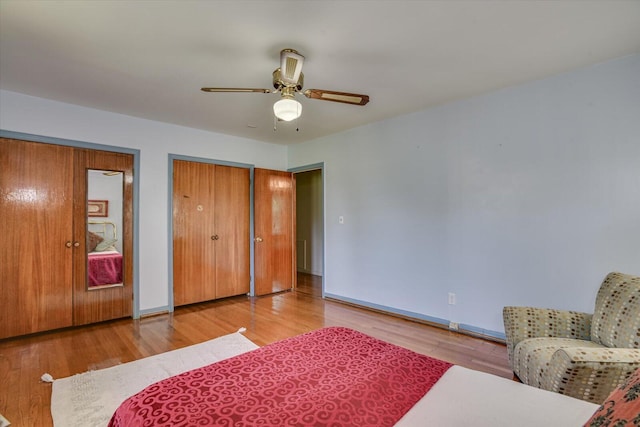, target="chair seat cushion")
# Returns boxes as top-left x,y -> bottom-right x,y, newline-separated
513,337 -> 604,389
